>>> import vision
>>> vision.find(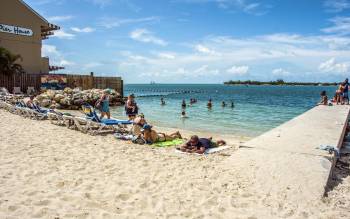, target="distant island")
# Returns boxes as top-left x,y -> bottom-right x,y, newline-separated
224,79 -> 338,86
